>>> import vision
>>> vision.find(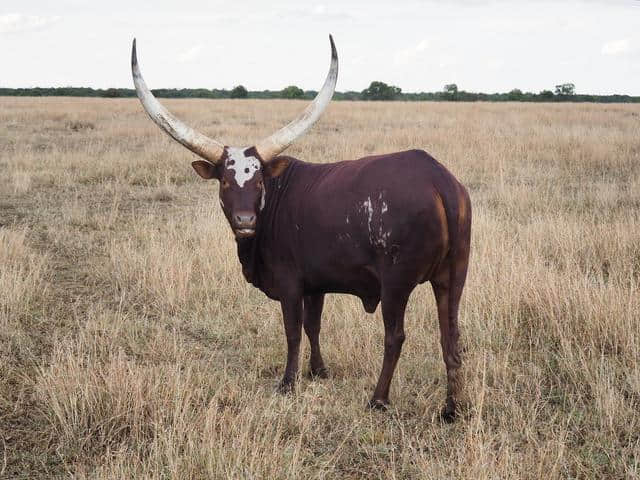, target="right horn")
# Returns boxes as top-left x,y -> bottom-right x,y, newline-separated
131,39 -> 225,164
255,35 -> 339,162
